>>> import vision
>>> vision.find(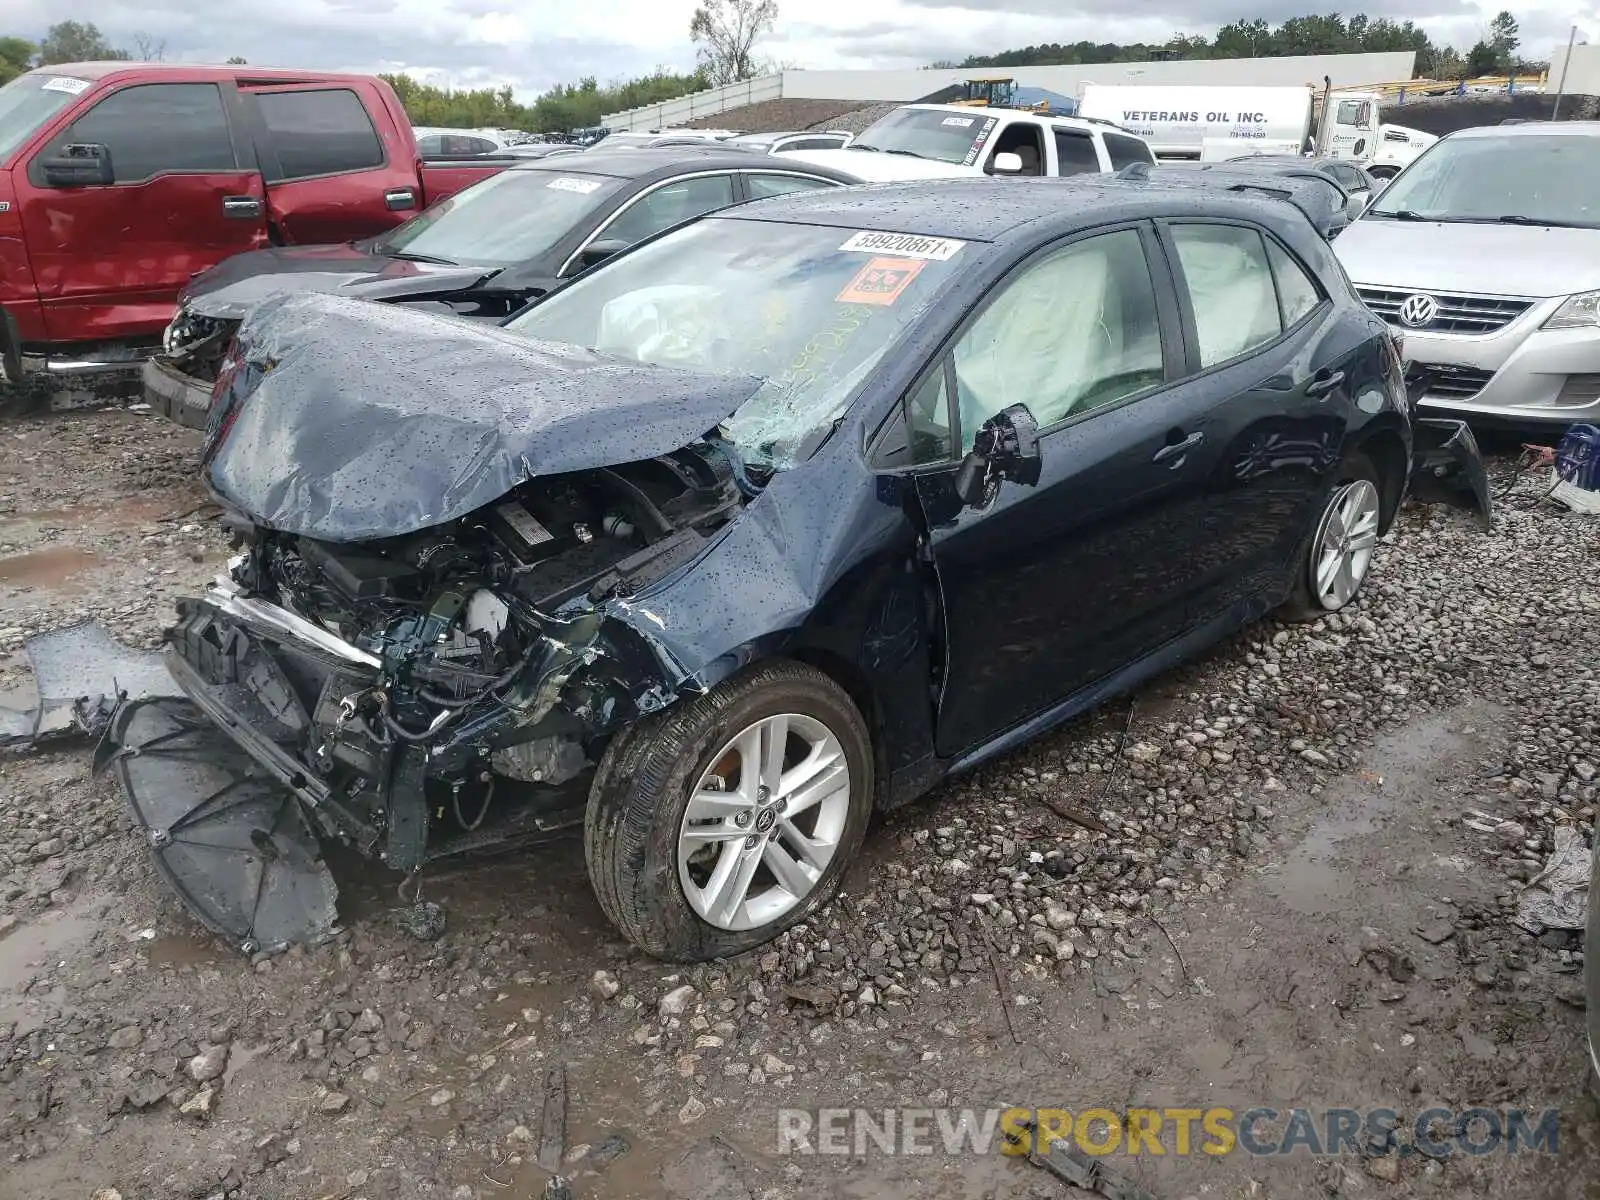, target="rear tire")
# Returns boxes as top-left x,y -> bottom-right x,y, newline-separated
1279,451 -> 1385,622
584,660 -> 873,961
